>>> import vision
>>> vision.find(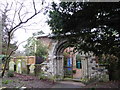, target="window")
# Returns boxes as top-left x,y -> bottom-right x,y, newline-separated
76,54 -> 82,69
76,60 -> 82,69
